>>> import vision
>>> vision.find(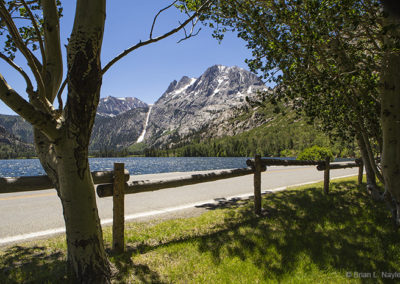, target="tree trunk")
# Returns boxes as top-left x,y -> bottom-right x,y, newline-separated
56,138 -> 111,283
33,126 -> 111,283
33,128 -> 112,283
33,128 -> 60,189
381,11 -> 400,225
356,133 -> 380,200
56,1 -> 111,281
